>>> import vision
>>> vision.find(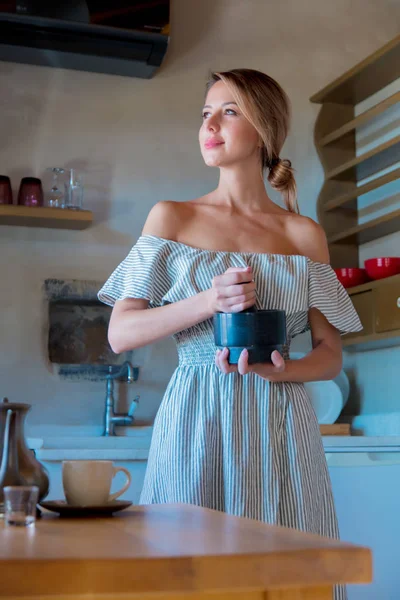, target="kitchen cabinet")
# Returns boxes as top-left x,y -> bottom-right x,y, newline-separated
348,291 -> 375,337
327,441 -> 400,600
343,274 -> 400,350
375,280 -> 400,333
